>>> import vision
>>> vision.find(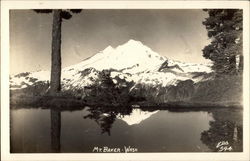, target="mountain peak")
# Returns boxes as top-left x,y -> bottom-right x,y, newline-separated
116,39 -> 150,53
121,39 -> 144,48
103,45 -> 114,53
70,39 -> 166,73
126,39 -> 143,45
